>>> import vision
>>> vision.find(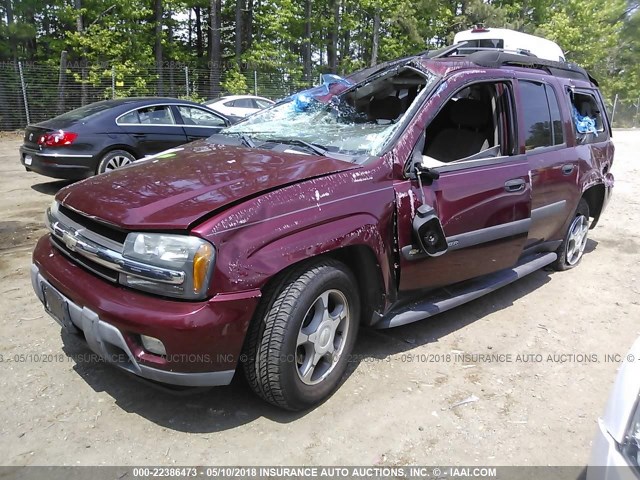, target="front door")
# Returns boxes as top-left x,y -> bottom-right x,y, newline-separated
118,104 -> 187,156
396,79 -> 532,292
396,158 -> 532,292
172,105 -> 228,142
